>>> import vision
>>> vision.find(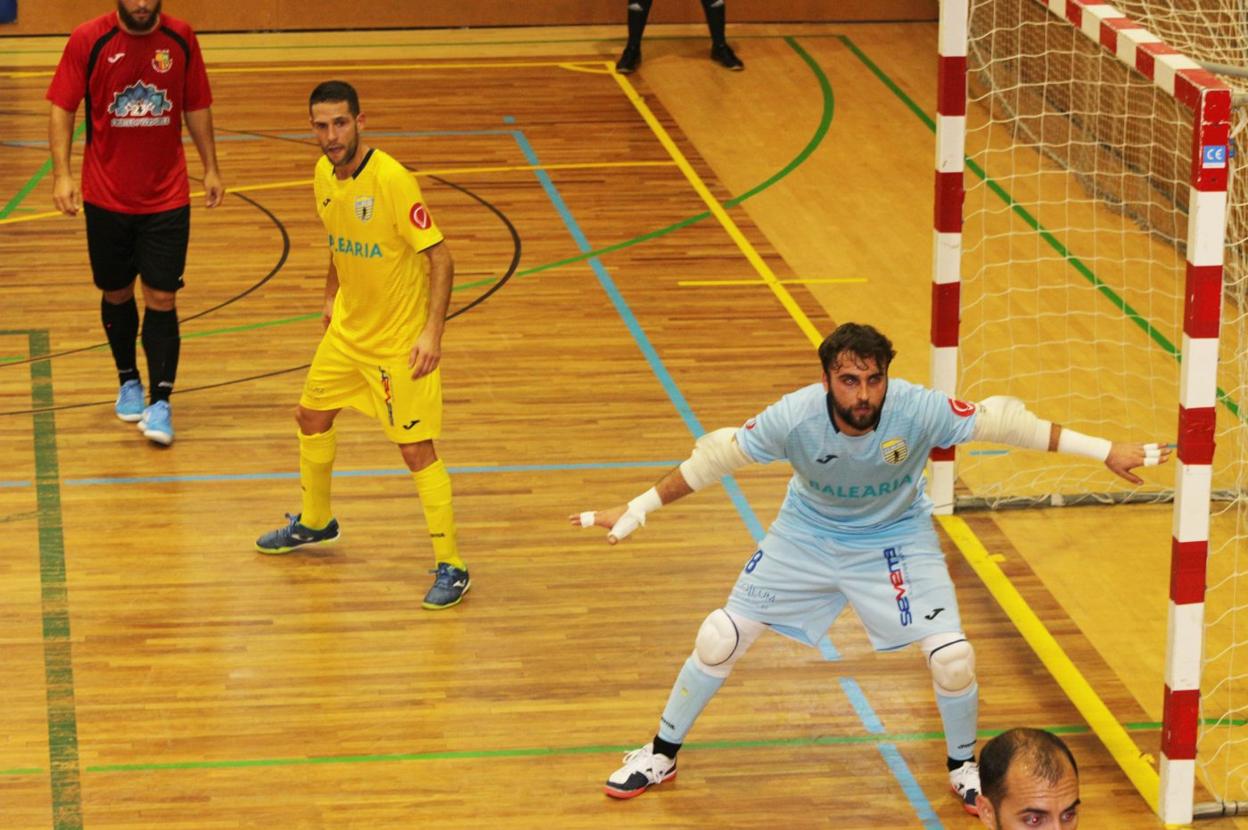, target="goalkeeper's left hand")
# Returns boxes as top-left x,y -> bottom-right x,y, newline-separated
1106,441 -> 1171,484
